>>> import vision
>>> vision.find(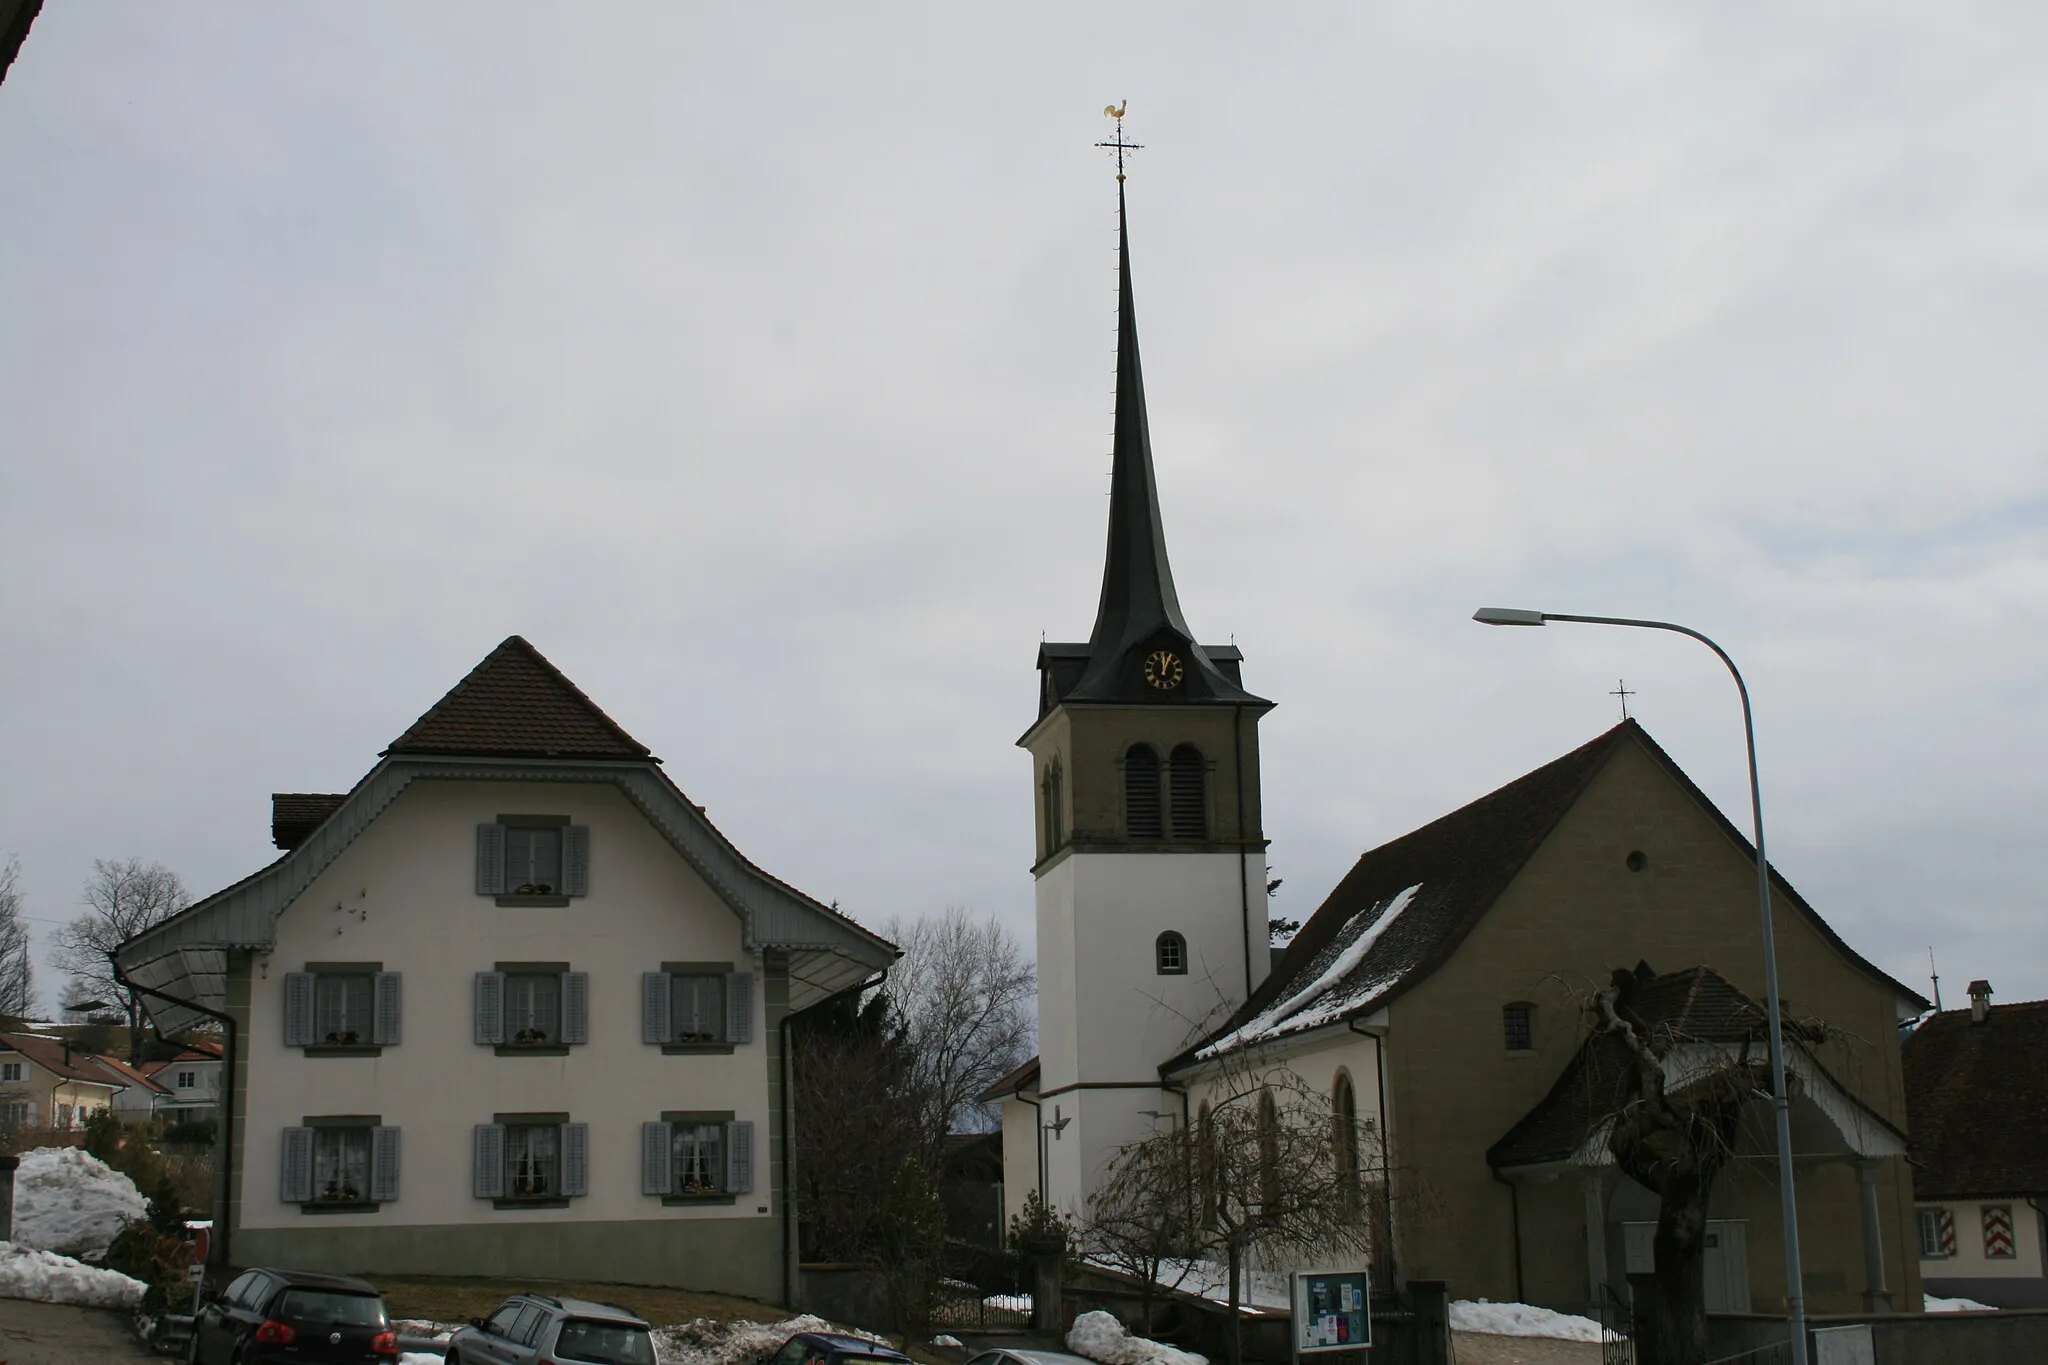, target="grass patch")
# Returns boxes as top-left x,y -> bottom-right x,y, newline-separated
375,1275 -> 783,1329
